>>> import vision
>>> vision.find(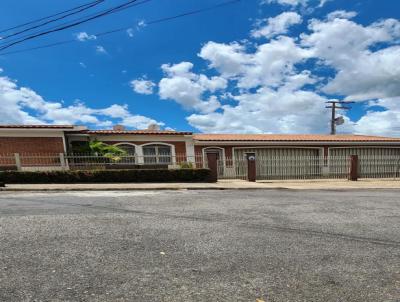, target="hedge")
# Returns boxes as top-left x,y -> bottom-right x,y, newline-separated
0,169 -> 213,184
